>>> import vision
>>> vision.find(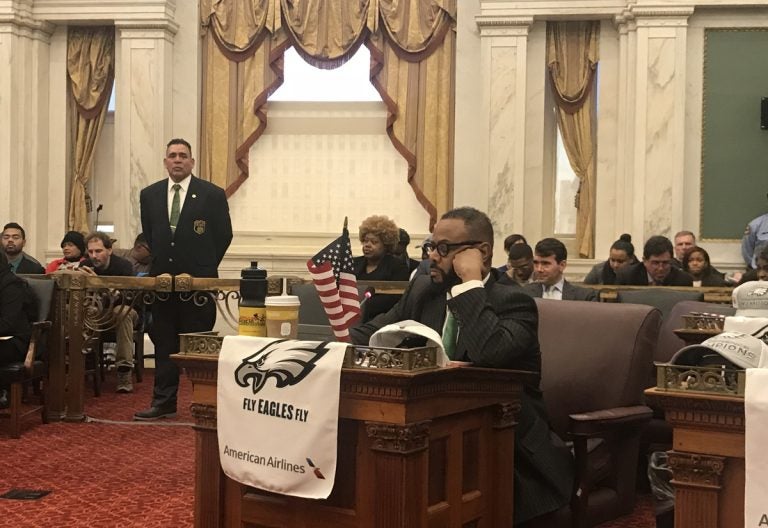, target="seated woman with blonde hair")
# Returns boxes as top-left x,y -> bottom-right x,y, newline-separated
354,215 -> 410,321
